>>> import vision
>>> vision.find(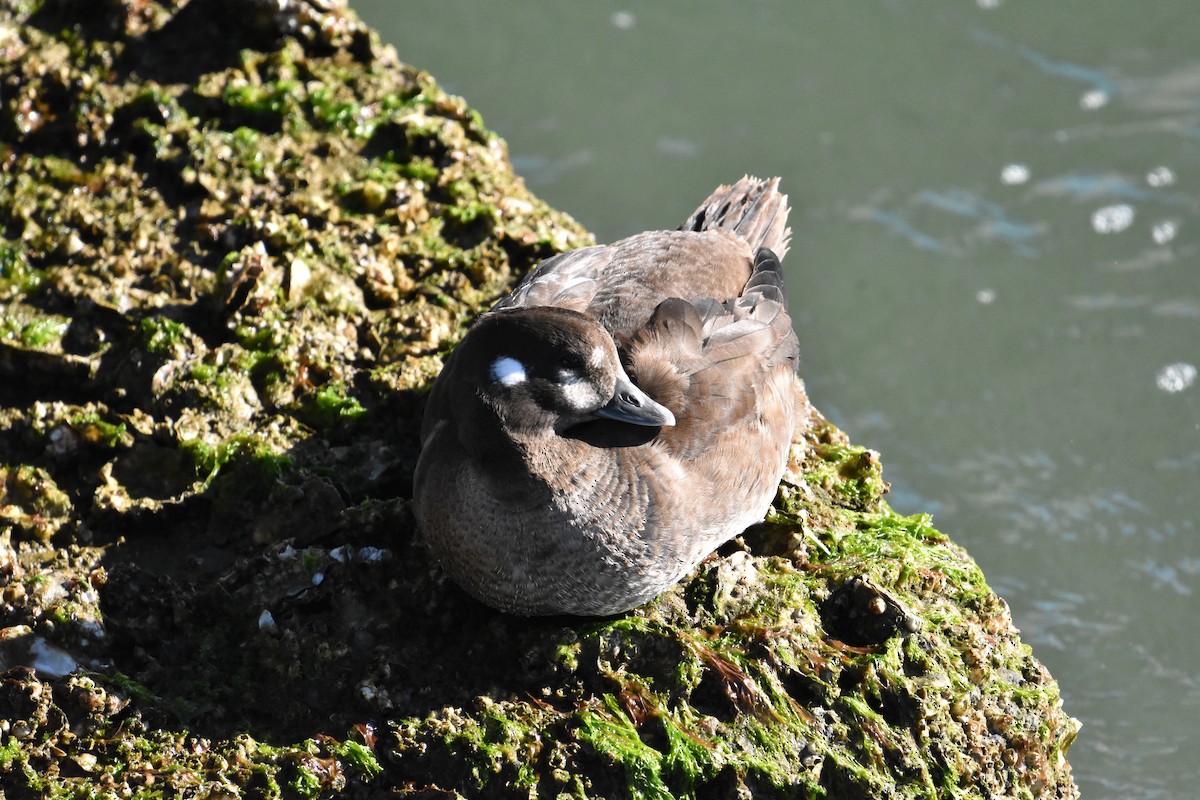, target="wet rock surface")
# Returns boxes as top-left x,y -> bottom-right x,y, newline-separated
0,1 -> 1078,797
